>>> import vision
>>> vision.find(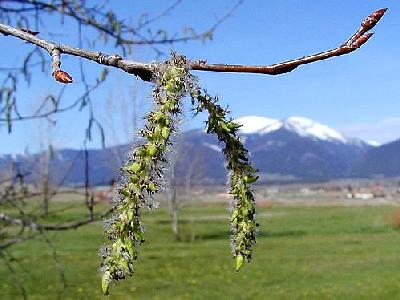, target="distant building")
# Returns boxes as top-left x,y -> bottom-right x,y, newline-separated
347,193 -> 374,200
